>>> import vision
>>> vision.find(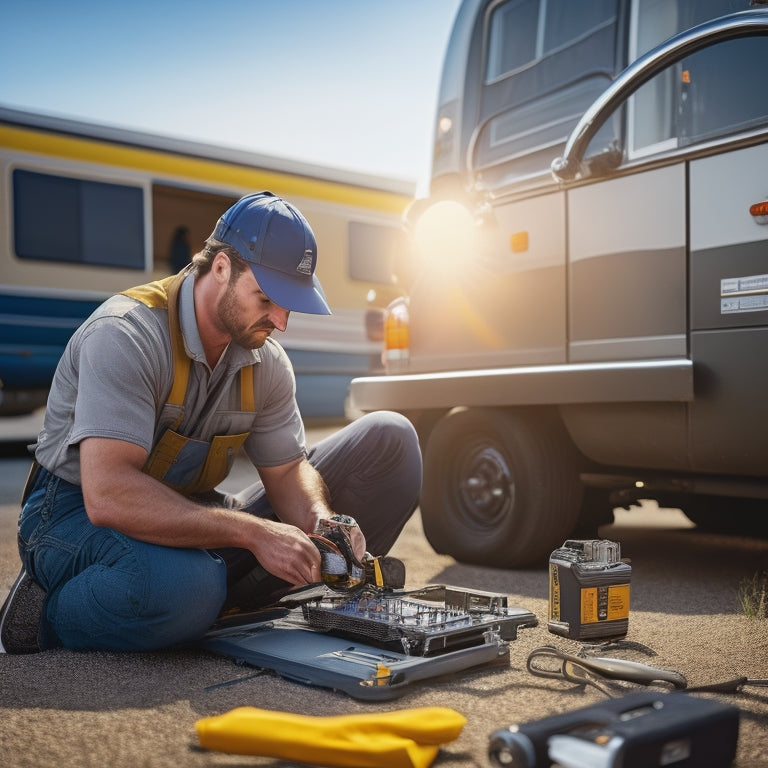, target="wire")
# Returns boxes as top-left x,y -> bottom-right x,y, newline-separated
527,646 -> 687,697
